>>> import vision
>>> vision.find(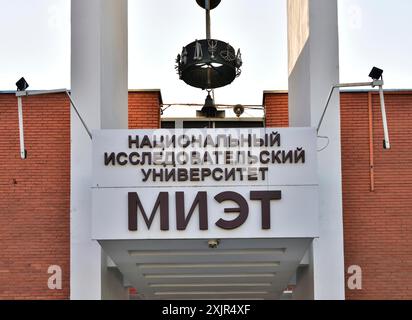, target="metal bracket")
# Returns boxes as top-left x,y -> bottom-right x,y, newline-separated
15,89 -> 93,159
317,80 -> 391,150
